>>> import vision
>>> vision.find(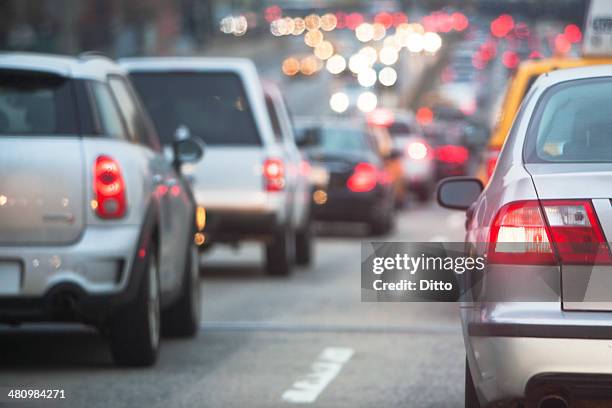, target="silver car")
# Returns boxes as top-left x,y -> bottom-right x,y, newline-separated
0,53 -> 203,367
438,65 -> 612,407
121,58 -> 312,276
